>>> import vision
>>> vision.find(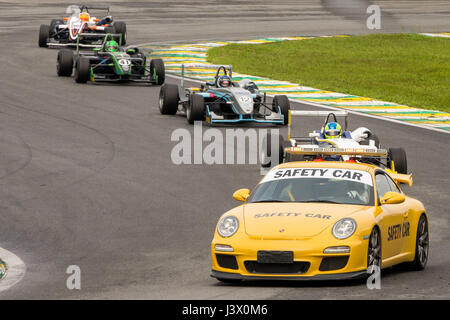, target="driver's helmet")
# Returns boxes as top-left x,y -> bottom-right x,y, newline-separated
324,122 -> 343,139
79,12 -> 90,22
105,40 -> 119,52
217,75 -> 232,88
